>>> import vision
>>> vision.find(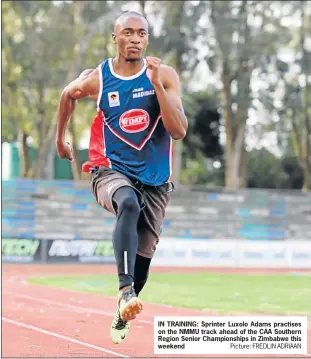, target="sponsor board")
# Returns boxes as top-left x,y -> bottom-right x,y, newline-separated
152,239 -> 237,267
1,238 -> 115,264
2,239 -> 41,263
46,239 -> 116,264
286,241 -> 311,269
235,240 -> 311,268
235,241 -> 289,268
2,238 -> 310,268
152,238 -> 311,269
